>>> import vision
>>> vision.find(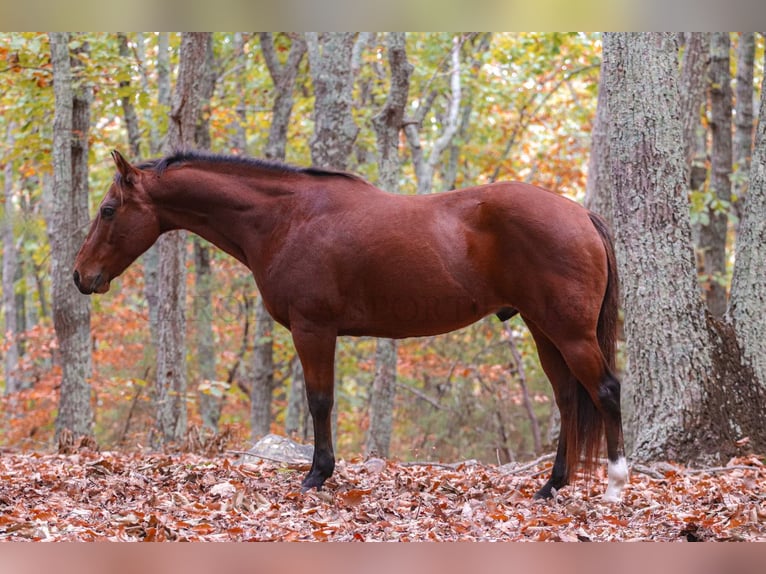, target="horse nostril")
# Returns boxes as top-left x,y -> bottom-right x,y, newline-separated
73,270 -> 80,287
